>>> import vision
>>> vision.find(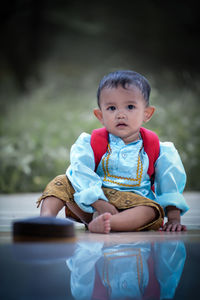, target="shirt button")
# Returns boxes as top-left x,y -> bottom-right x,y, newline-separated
122,280 -> 127,289
122,153 -> 127,158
